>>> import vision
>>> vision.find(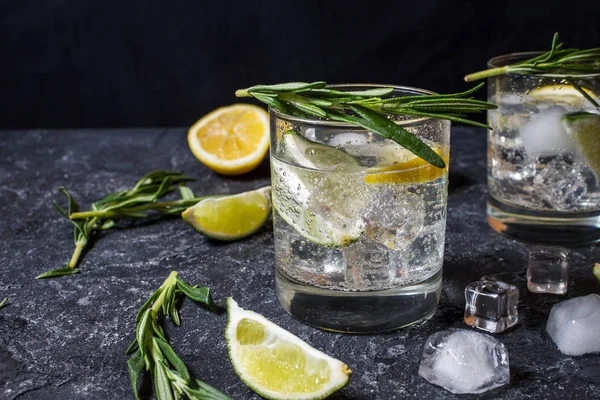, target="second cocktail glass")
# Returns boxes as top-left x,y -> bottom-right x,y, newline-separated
485,53 -> 600,245
269,85 -> 450,333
